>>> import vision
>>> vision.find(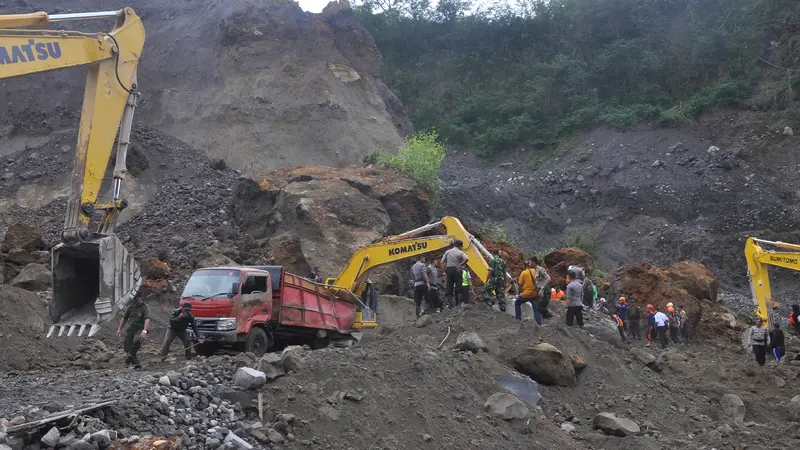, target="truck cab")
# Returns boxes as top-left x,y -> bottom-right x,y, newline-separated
182,266 -> 274,356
